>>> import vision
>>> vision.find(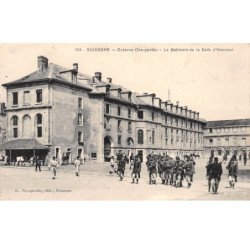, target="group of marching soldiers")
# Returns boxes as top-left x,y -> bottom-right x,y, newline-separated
112,152 -> 240,194
147,154 -> 196,187
112,152 -> 196,187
